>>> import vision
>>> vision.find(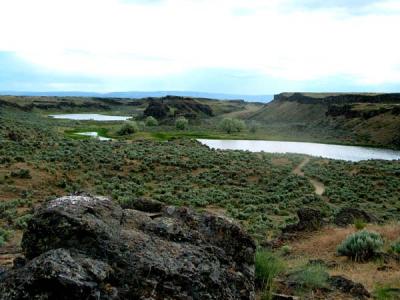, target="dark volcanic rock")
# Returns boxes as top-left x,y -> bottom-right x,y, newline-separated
143,100 -> 169,119
329,275 -> 370,299
283,208 -> 324,233
333,207 -> 378,227
120,197 -> 164,213
0,195 -> 256,300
